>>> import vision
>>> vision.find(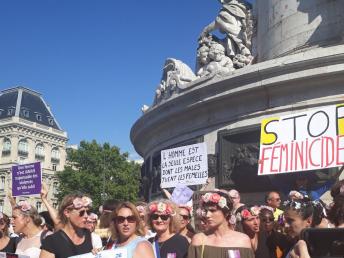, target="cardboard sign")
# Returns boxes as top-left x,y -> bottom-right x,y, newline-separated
69,250 -> 127,258
12,162 -> 42,196
0,252 -> 30,258
161,143 -> 208,188
171,185 -> 194,205
258,104 -> 344,175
